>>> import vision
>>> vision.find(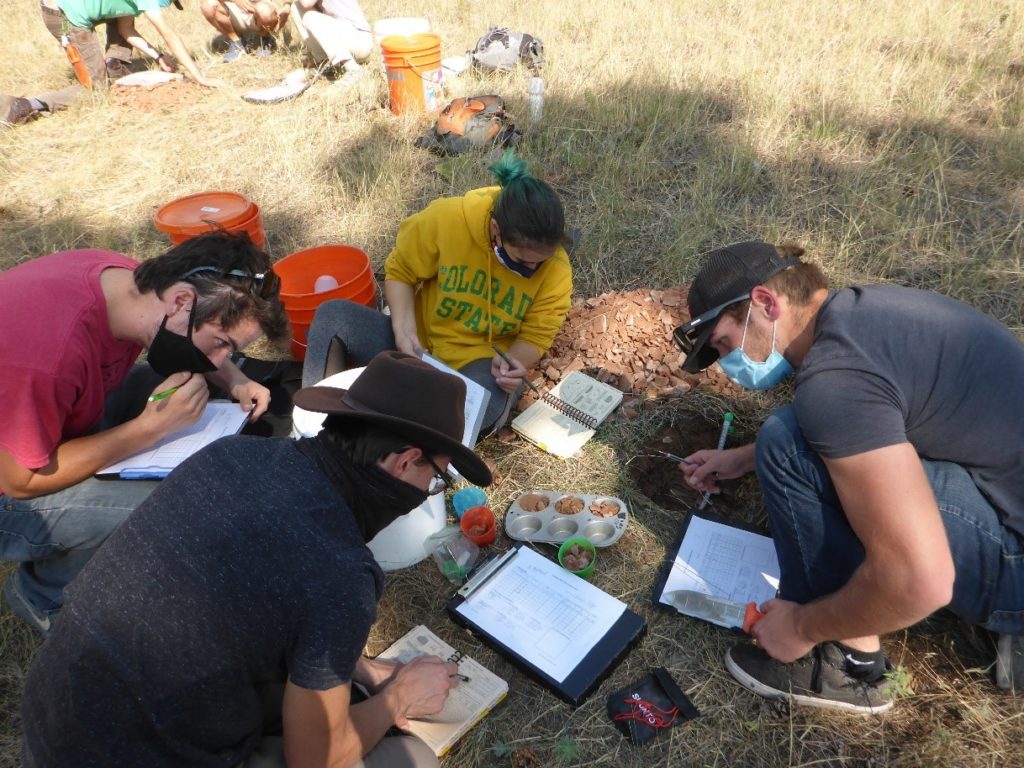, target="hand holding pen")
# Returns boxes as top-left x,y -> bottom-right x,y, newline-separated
490,344 -> 529,395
